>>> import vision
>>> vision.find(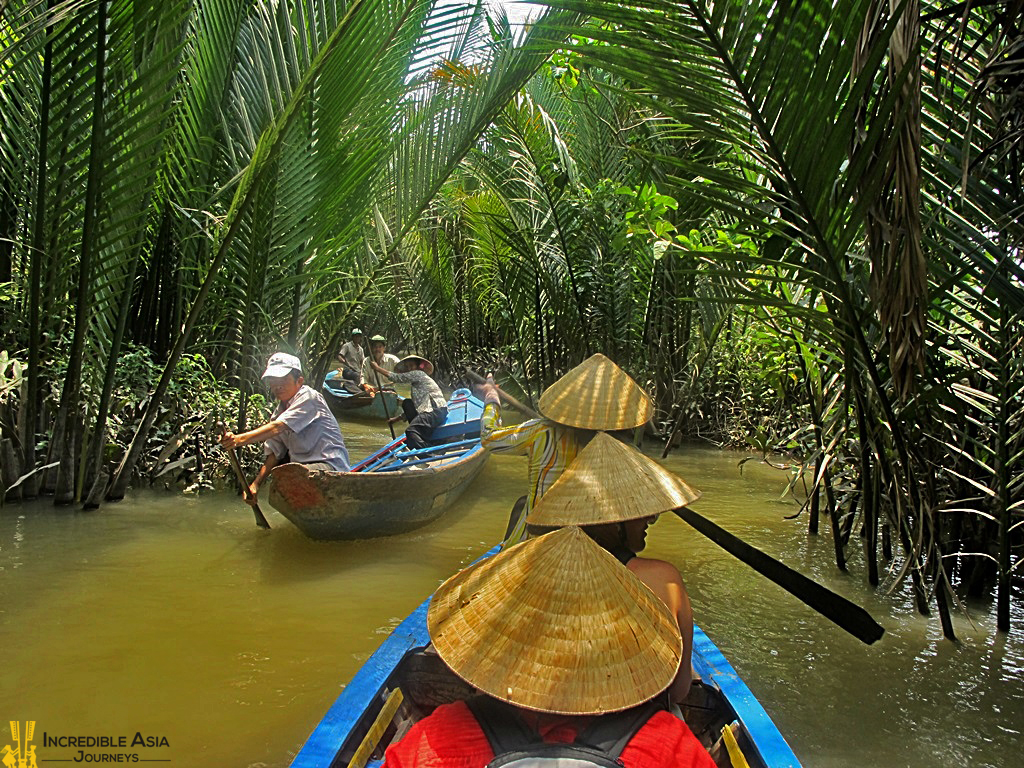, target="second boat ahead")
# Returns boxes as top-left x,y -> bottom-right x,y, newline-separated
267,388 -> 487,540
